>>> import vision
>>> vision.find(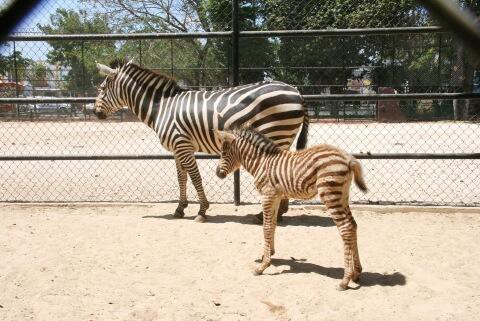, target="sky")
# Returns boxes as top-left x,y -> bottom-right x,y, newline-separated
10,0 -> 83,33
1,0 -> 87,60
